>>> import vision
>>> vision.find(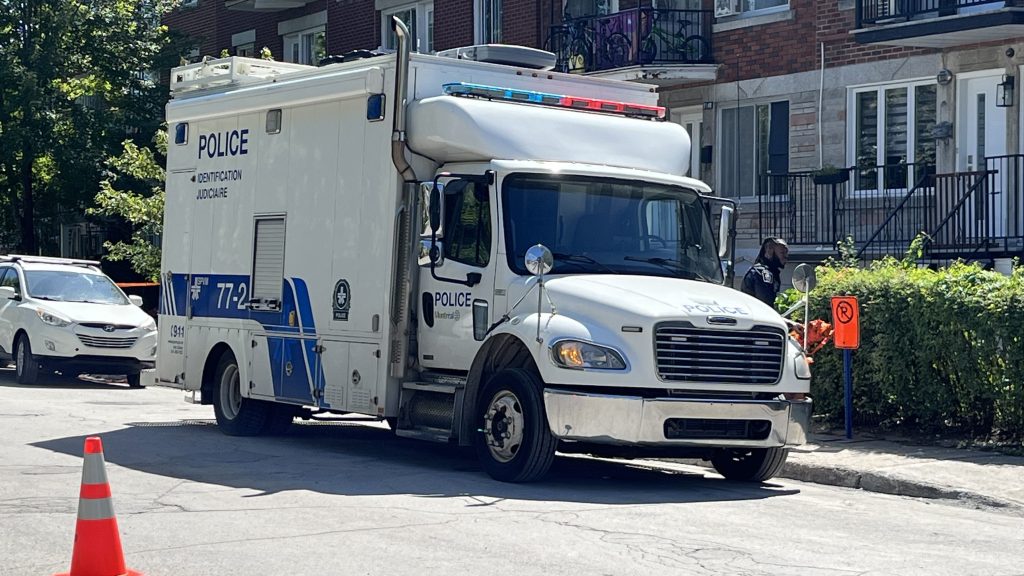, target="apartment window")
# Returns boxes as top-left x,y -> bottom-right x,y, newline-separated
564,0 -> 618,17
850,81 -> 936,191
719,101 -> 789,197
284,27 -> 326,65
235,43 -> 255,57
232,29 -> 256,58
476,0 -> 502,44
382,2 -> 434,53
